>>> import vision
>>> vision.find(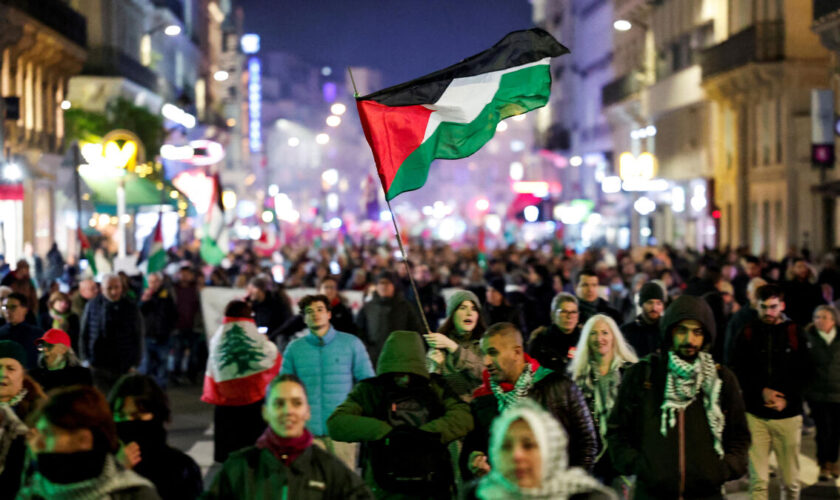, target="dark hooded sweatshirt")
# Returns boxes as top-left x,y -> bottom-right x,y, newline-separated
607,295 -> 750,499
